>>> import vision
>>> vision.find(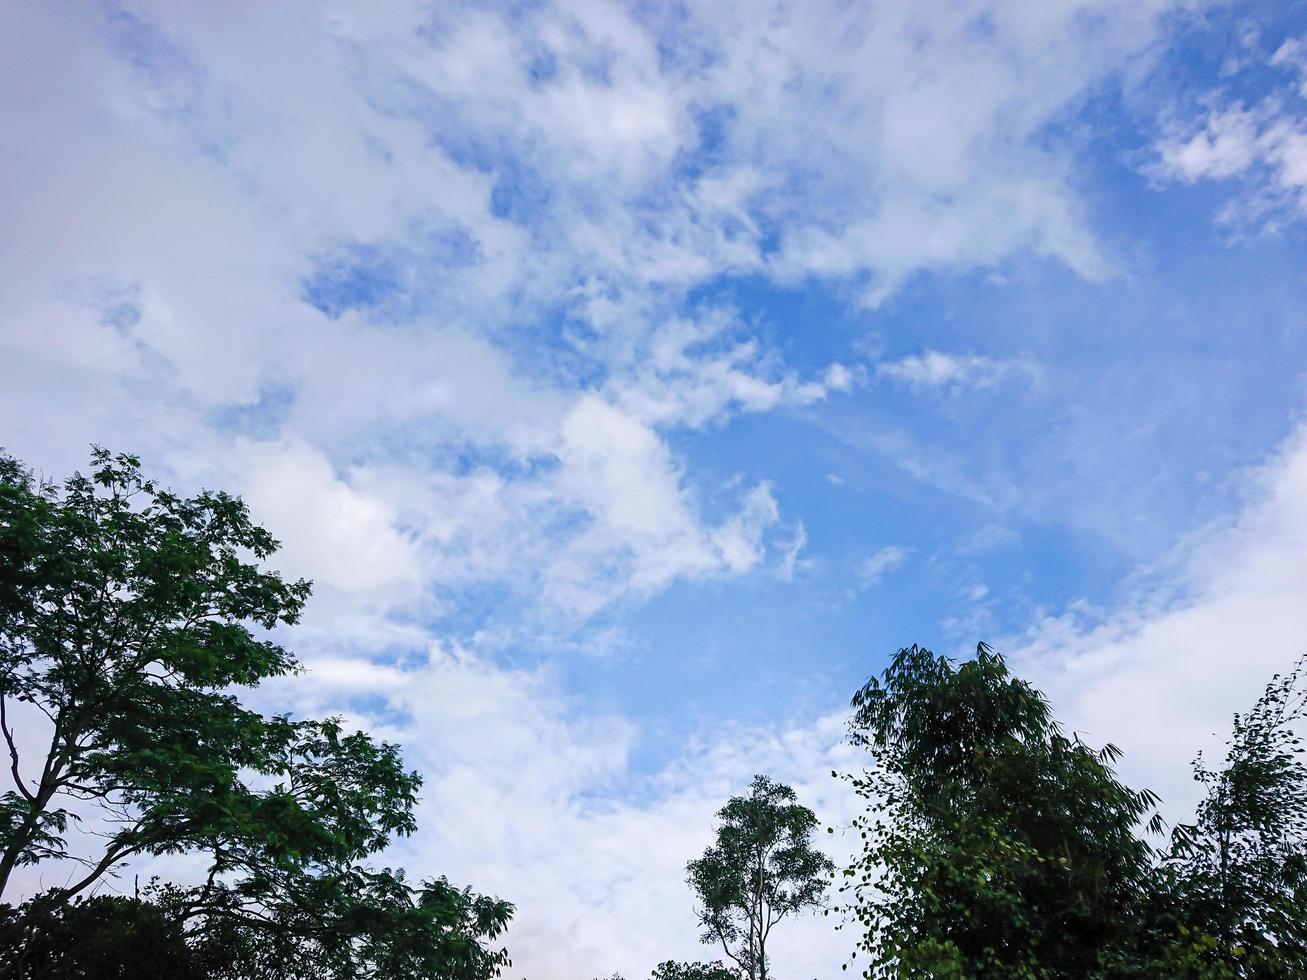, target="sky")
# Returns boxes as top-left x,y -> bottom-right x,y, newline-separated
2,0 -> 1307,976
